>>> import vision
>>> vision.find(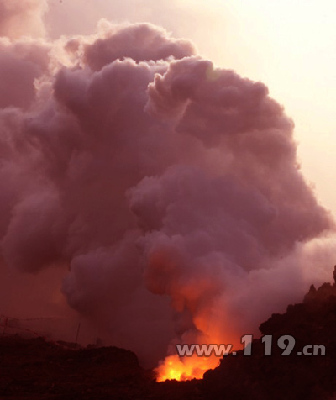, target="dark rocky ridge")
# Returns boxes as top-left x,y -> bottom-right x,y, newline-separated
2,271 -> 336,399
202,271 -> 336,399
0,335 -> 151,399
